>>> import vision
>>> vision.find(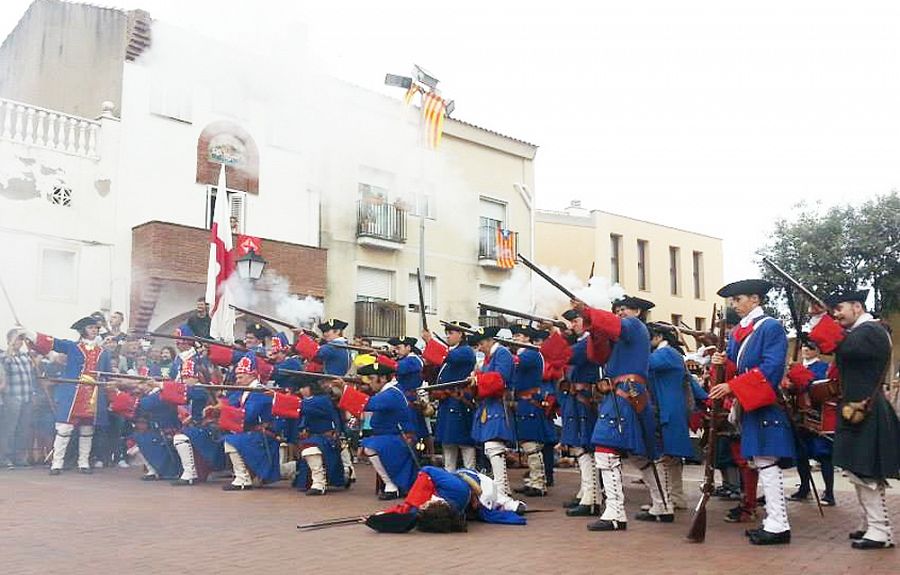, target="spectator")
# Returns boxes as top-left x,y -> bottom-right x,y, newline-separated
107,311 -> 125,340
187,297 -> 212,339
0,328 -> 38,468
158,346 -> 176,379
